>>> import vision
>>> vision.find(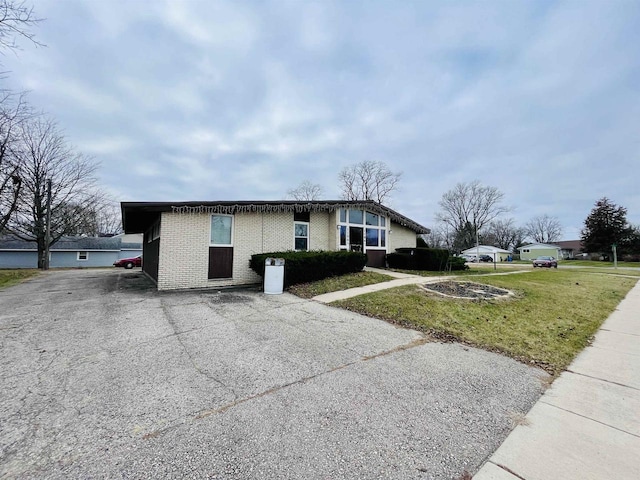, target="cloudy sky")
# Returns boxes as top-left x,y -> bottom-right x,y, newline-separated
3,0 -> 639,238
